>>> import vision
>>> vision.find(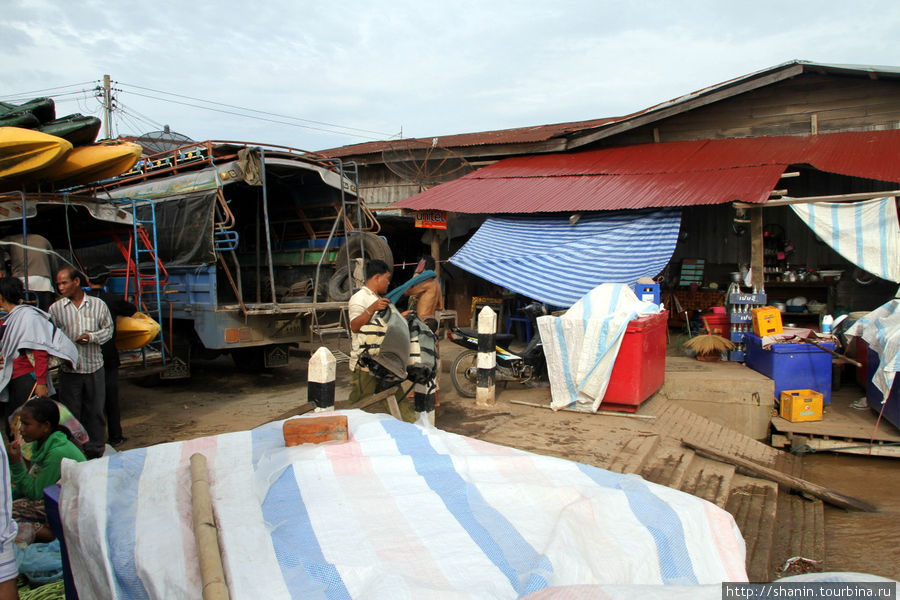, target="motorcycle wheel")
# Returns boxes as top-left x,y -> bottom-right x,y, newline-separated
450,350 -> 478,398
